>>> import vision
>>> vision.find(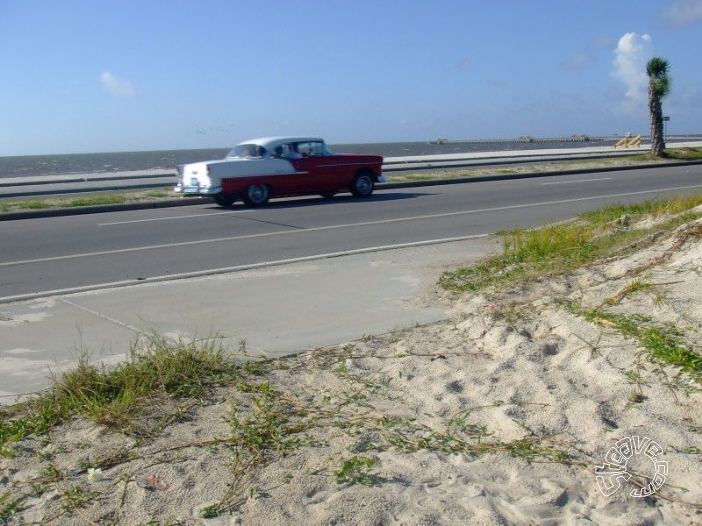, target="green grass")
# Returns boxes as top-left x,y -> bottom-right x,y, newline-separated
0,188 -> 175,214
580,310 -> 702,387
439,221 -> 609,292
0,335 -> 255,448
335,456 -> 379,486
0,492 -> 27,524
632,146 -> 702,162
65,194 -> 126,207
440,193 -> 702,293
580,192 -> 702,225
